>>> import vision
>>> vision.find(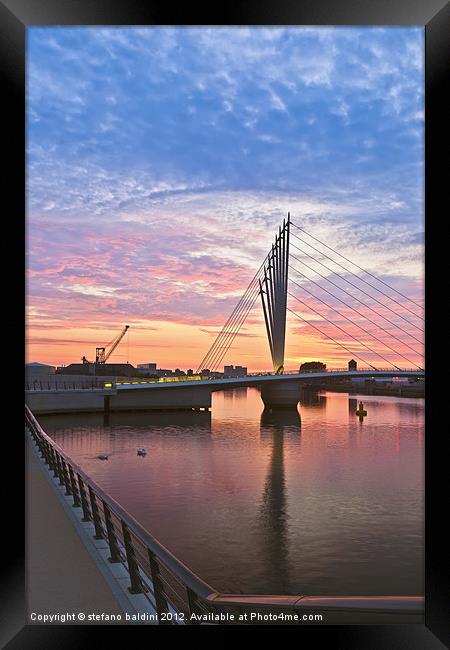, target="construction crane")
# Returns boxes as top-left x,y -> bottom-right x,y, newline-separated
96,325 -> 130,364
82,325 -> 130,364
